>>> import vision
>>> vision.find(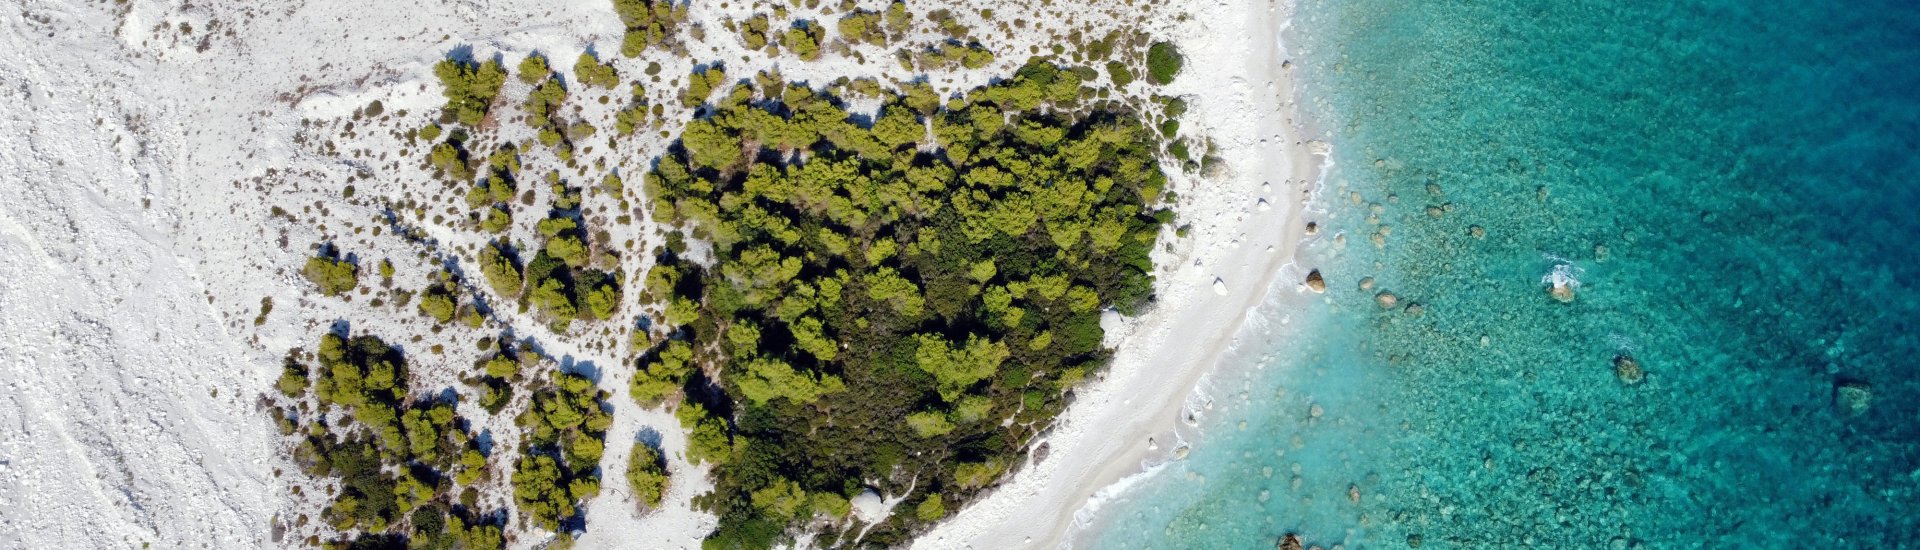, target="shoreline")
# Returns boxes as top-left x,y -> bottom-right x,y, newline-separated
917,0 -> 1318,546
